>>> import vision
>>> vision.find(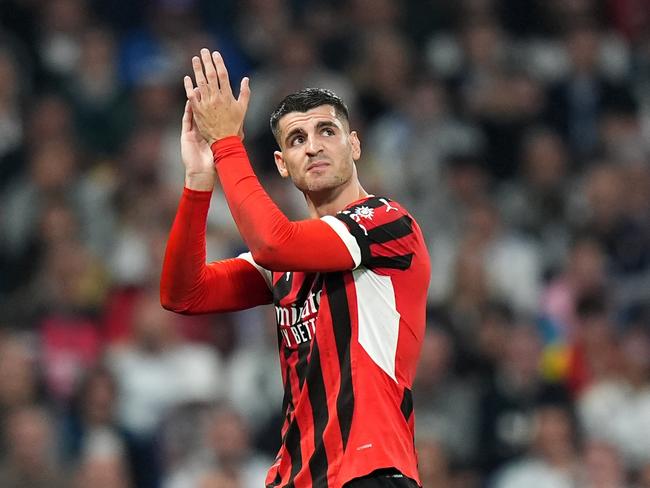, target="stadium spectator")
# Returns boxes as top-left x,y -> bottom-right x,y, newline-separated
492,403 -> 580,488
0,406 -> 69,487
478,324 -> 571,475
